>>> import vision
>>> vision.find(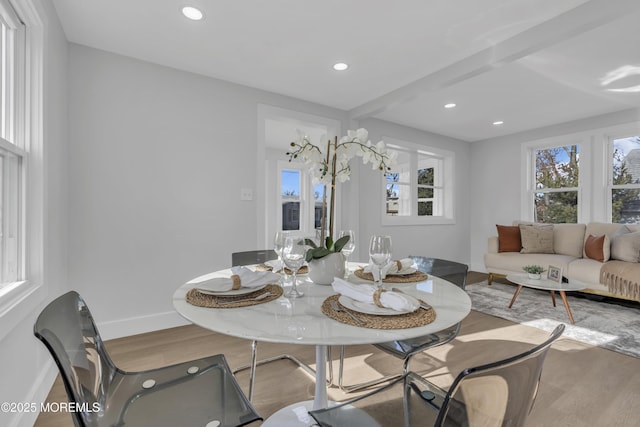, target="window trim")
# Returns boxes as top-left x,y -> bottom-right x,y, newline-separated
521,134 -> 591,223
381,136 -> 455,226
0,0 -> 44,324
276,160 -> 325,235
605,128 -> 640,223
